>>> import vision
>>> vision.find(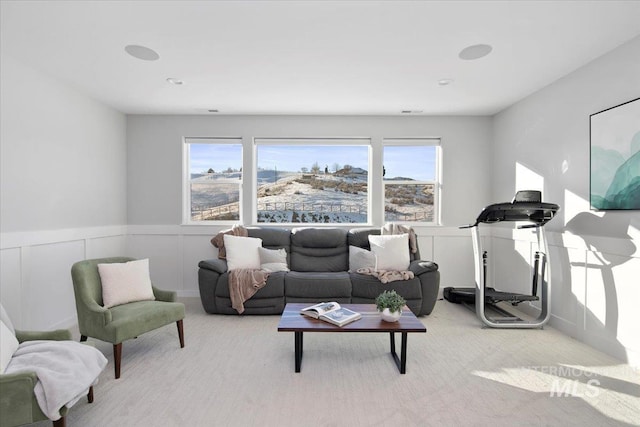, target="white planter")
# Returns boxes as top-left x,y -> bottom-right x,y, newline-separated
380,308 -> 402,322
